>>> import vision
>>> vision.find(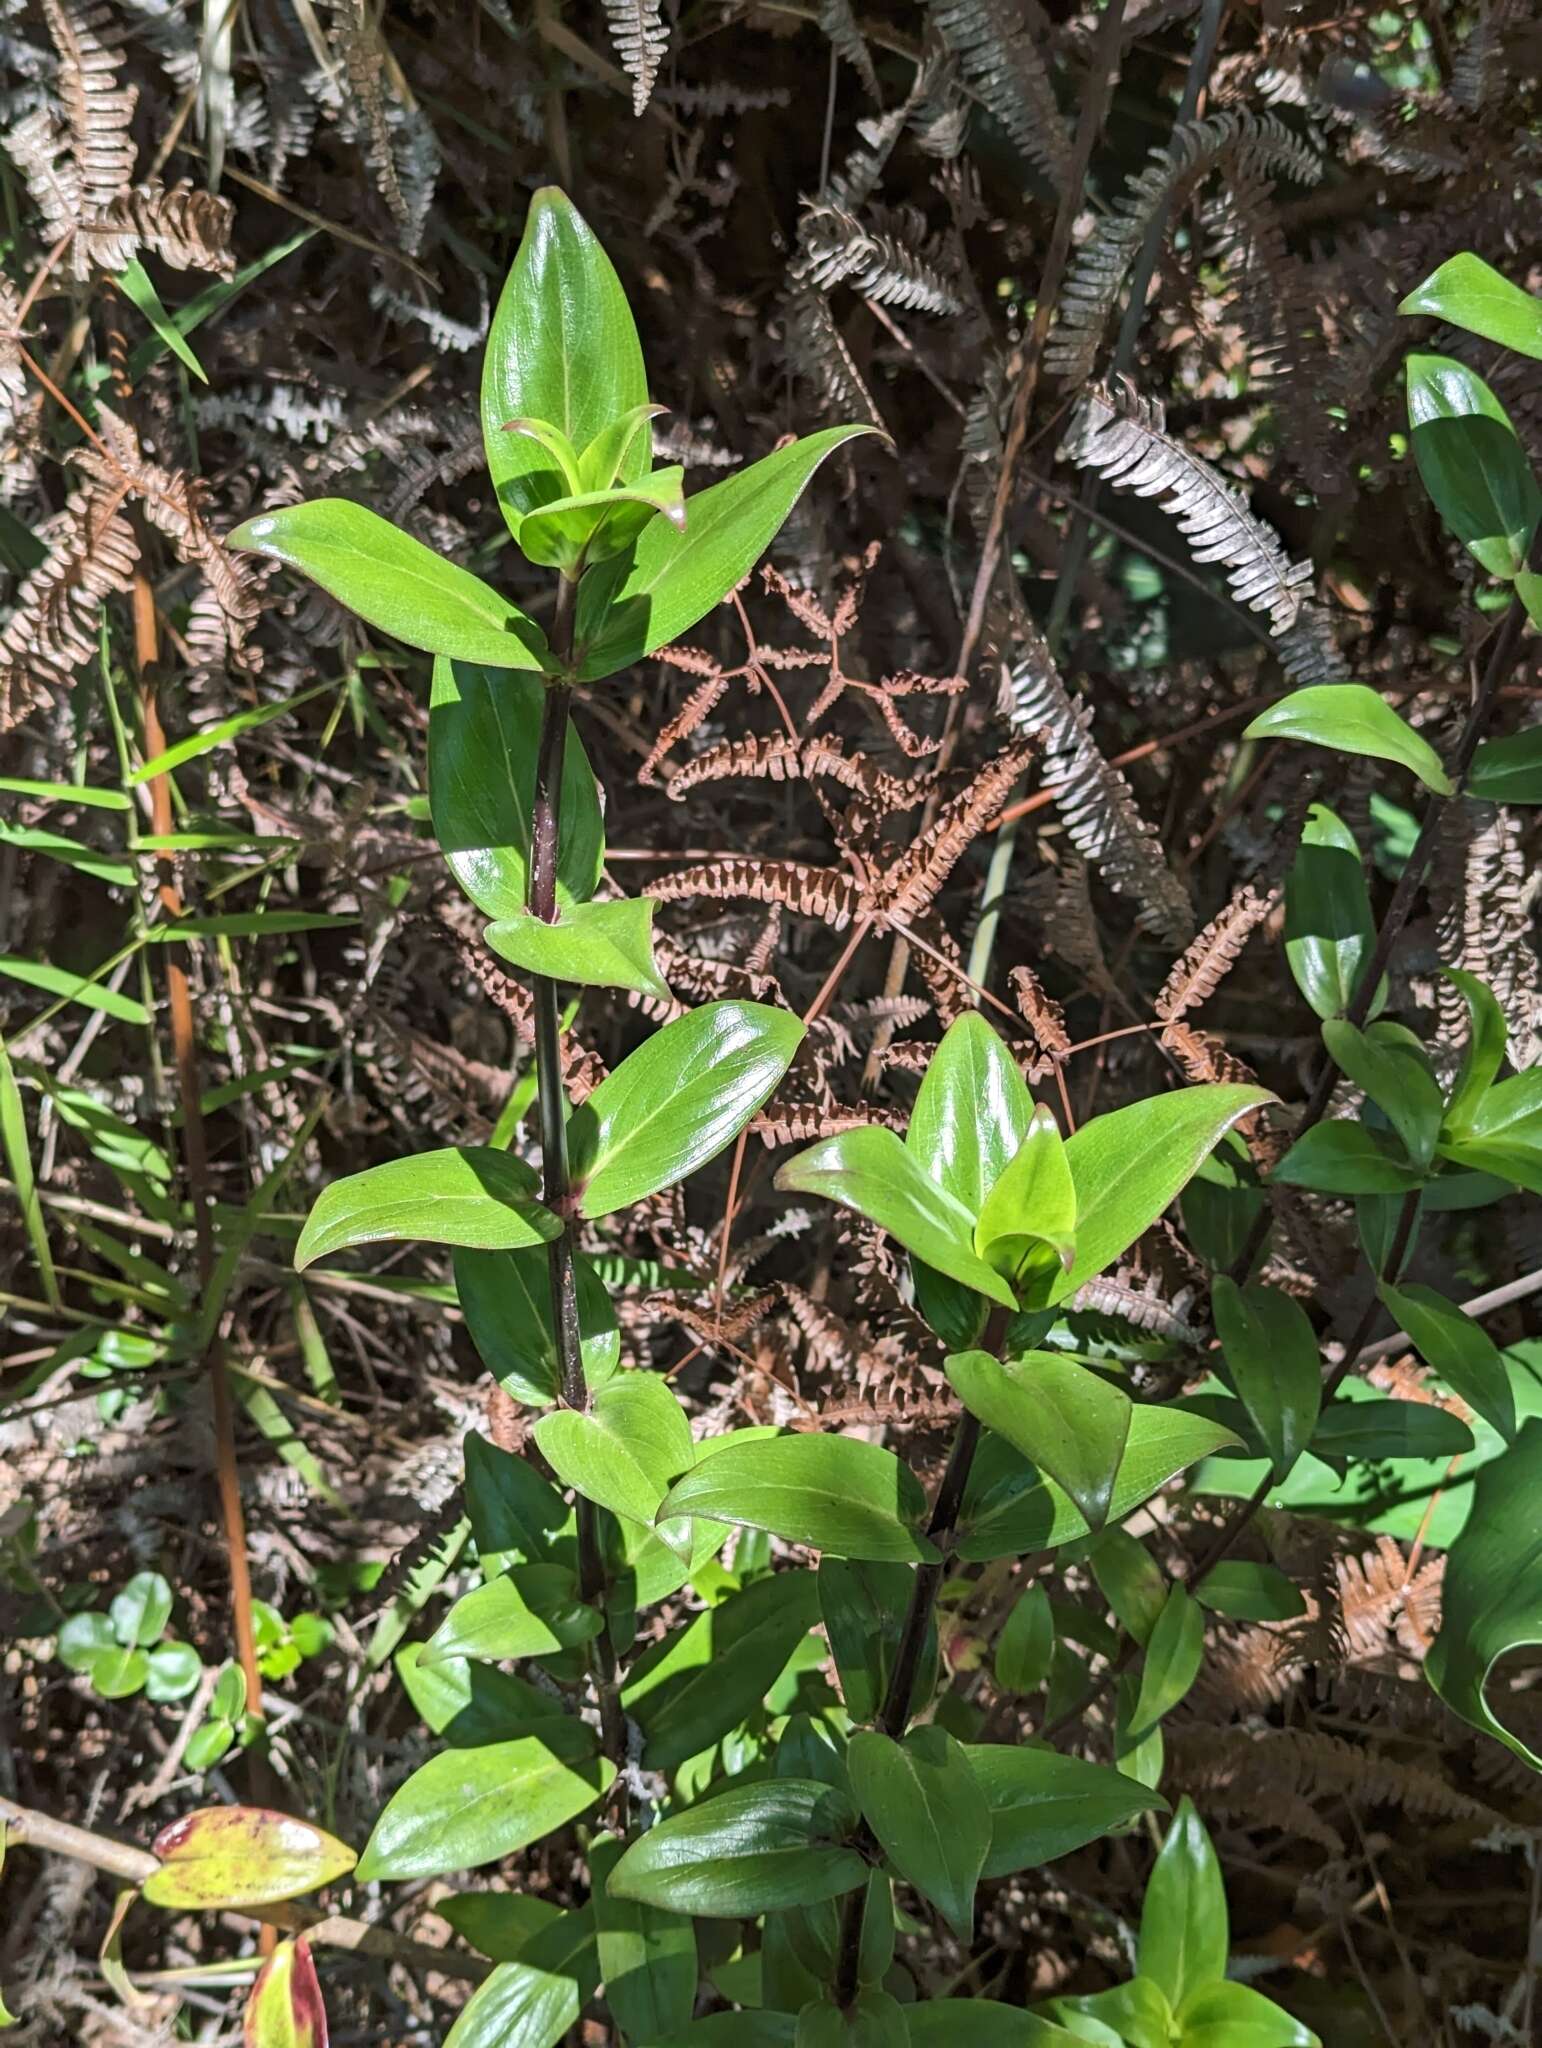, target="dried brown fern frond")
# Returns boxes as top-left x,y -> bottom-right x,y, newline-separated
1155,883 -> 1280,1023
665,734 -> 929,814
1008,963 -> 1071,1059
1172,1724 -> 1502,1831
799,200 -> 965,317
0,472 -> 137,732
652,857 -> 865,930
1062,380 -> 1313,636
